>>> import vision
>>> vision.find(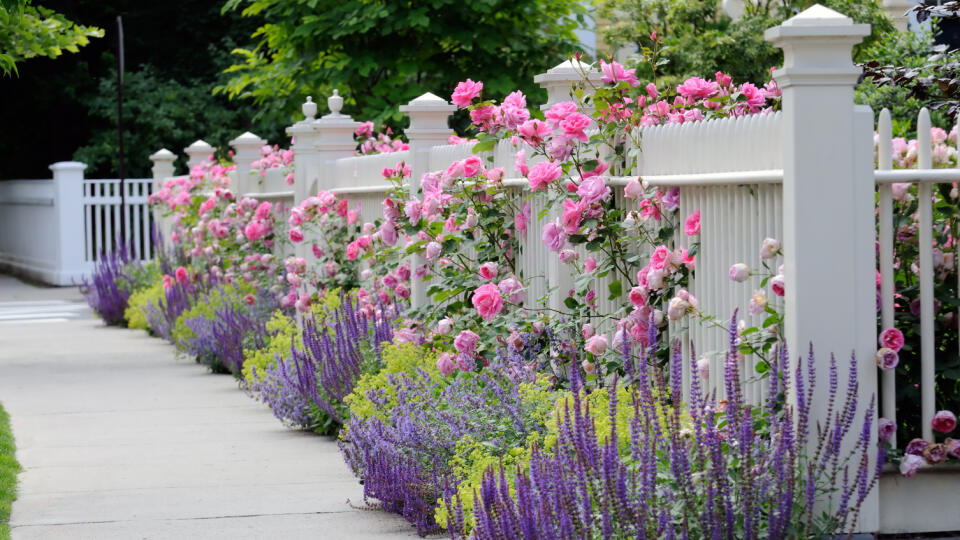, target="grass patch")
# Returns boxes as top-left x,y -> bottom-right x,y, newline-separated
0,402 -> 20,540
